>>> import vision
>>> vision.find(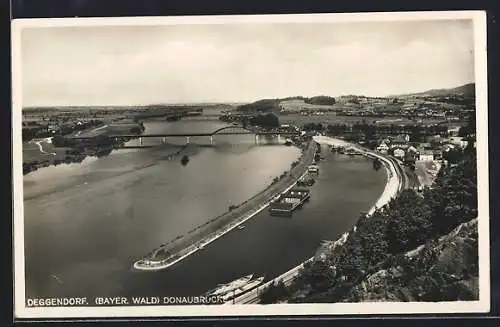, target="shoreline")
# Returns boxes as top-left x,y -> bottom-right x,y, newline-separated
32,137 -> 56,156
22,133 -> 151,176
133,141 -> 317,271
230,135 -> 403,304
